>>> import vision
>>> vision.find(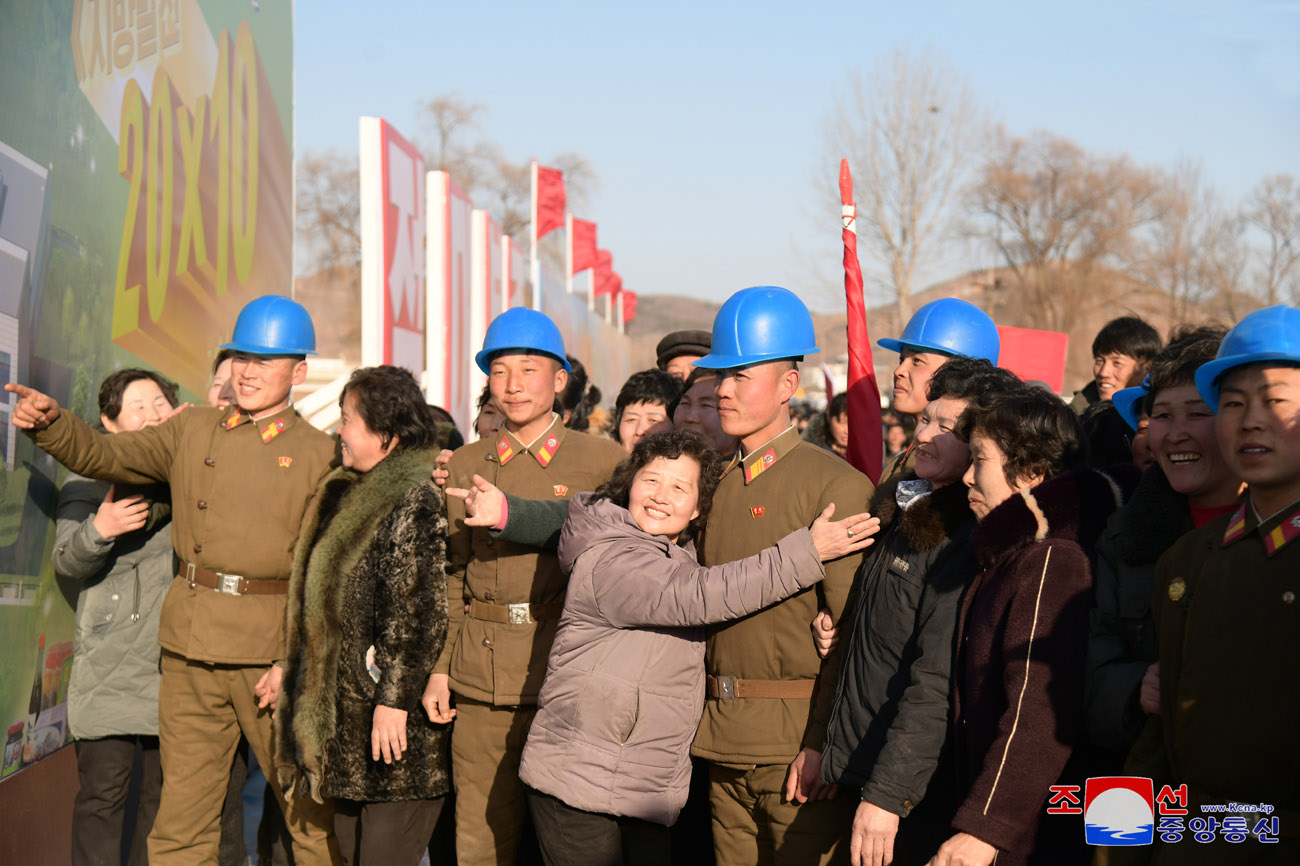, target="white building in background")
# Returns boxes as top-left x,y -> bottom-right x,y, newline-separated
0,143 -> 51,470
